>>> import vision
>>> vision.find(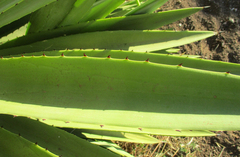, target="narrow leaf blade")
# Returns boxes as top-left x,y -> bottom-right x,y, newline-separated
0,0 -> 56,28
0,114 -> 119,157
27,0 -> 76,34
0,127 -> 57,157
0,7 -> 204,49
58,0 -> 96,27
0,30 -> 216,55
7,50 -> 240,76
63,128 -> 159,143
125,0 -> 169,15
90,140 -> 133,157
79,0 -> 125,22
0,0 -> 23,13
